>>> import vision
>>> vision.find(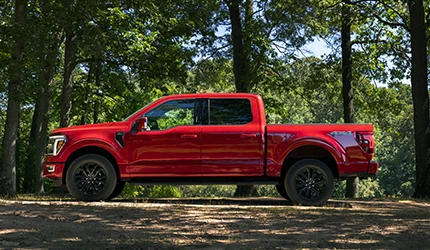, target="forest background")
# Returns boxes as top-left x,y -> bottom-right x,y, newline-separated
0,0 -> 429,199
